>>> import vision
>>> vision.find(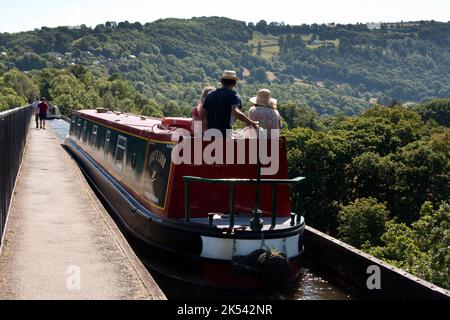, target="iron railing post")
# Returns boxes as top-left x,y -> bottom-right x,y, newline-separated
184,180 -> 190,223
182,176 -> 306,229
229,183 -> 236,228
271,185 -> 278,229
